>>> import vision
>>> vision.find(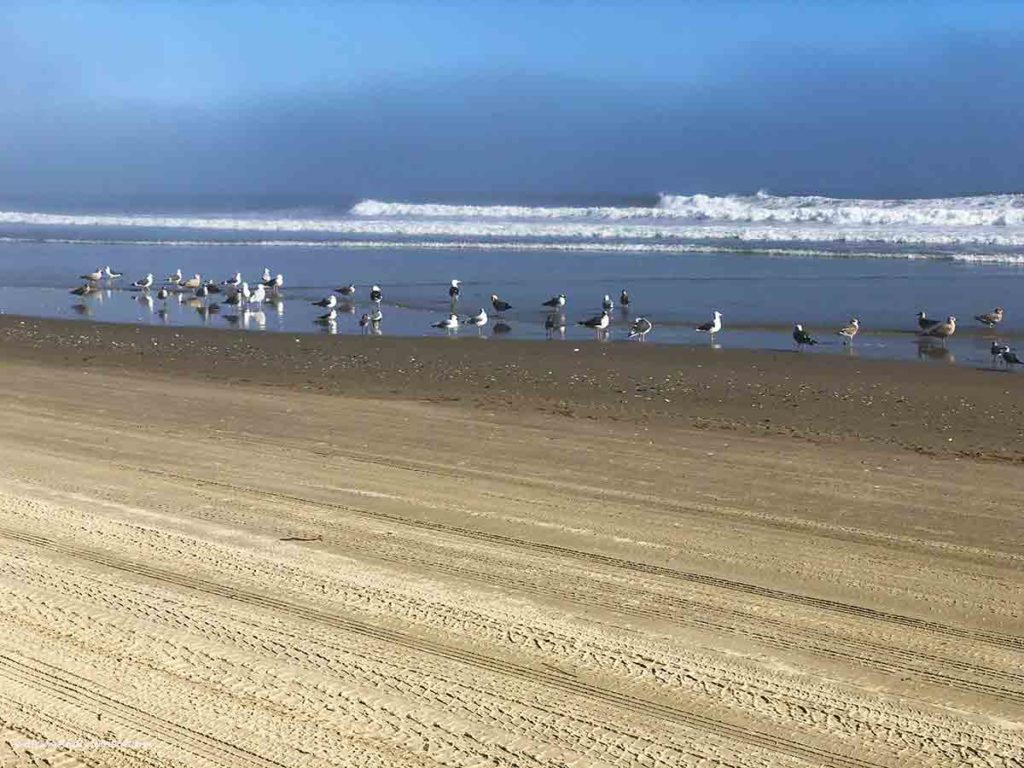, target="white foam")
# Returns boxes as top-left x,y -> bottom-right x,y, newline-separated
4,191 -> 1024,255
